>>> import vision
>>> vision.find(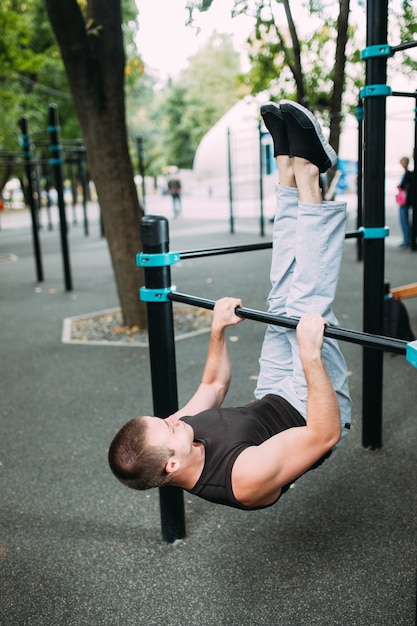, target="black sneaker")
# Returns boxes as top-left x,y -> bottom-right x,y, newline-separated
260,102 -> 289,157
280,100 -> 337,173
